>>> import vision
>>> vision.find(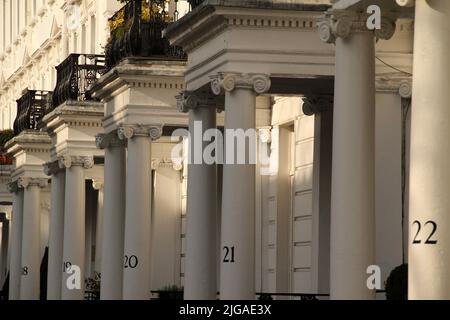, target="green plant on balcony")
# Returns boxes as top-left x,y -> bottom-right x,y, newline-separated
105,0 -> 185,69
0,129 -> 14,165
109,0 -> 171,41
